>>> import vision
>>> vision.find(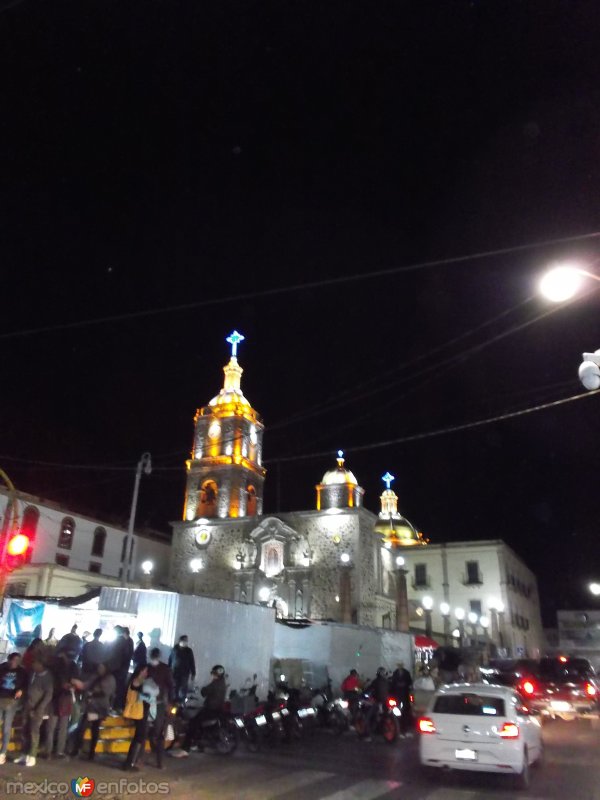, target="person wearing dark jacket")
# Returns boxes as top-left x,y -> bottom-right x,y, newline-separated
168,635 -> 196,702
108,627 -> 132,712
390,662 -> 413,736
365,667 -> 390,740
133,633 -> 147,671
80,629 -> 106,680
45,652 -> 80,758
69,664 -> 116,760
172,664 -> 226,757
15,659 -> 54,767
147,648 -> 175,769
0,653 -> 28,764
56,625 -> 82,661
122,665 -> 152,771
